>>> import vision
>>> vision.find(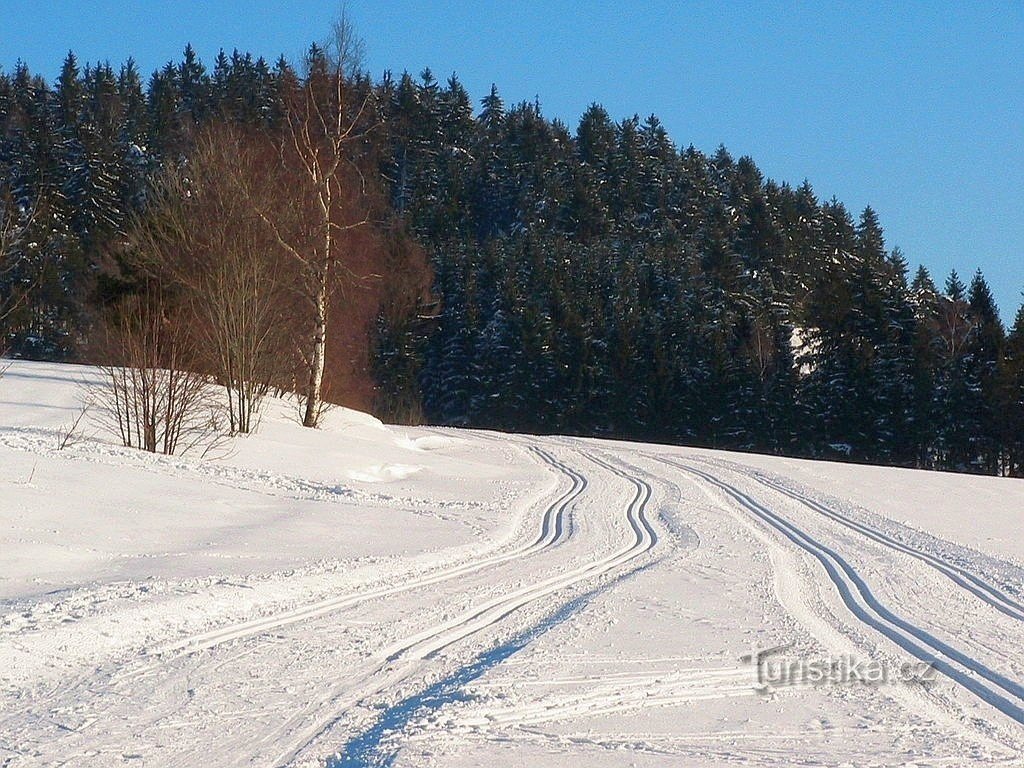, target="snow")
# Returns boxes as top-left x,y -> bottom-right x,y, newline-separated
1,360 -> 1022,767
